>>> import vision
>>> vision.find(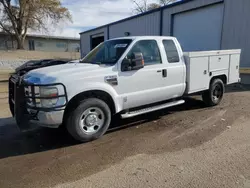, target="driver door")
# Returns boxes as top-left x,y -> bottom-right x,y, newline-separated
116,39 -> 168,109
